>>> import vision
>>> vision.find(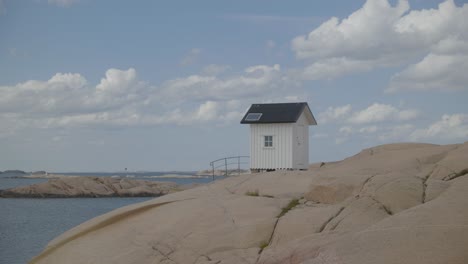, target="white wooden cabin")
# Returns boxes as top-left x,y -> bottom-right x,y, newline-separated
240,102 -> 317,172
